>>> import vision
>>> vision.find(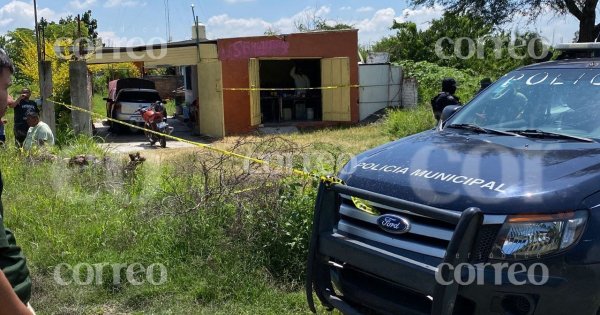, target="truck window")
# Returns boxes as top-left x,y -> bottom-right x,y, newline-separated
449,69 -> 600,140
117,91 -> 161,103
